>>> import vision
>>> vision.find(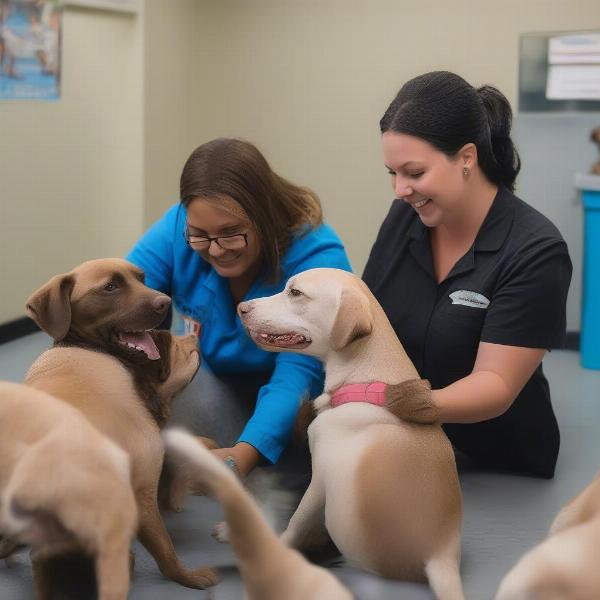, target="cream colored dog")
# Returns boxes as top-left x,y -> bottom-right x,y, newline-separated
238,268 -> 464,600
0,381 -> 137,600
495,470 -> 600,599
163,428 -> 353,600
